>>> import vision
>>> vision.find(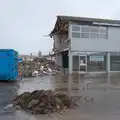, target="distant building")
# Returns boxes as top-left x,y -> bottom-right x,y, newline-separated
19,54 -> 36,61
38,51 -> 42,58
